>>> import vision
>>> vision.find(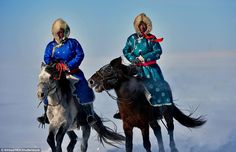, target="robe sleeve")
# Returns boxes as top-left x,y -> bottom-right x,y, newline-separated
123,36 -> 136,62
66,39 -> 85,70
44,42 -> 53,65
